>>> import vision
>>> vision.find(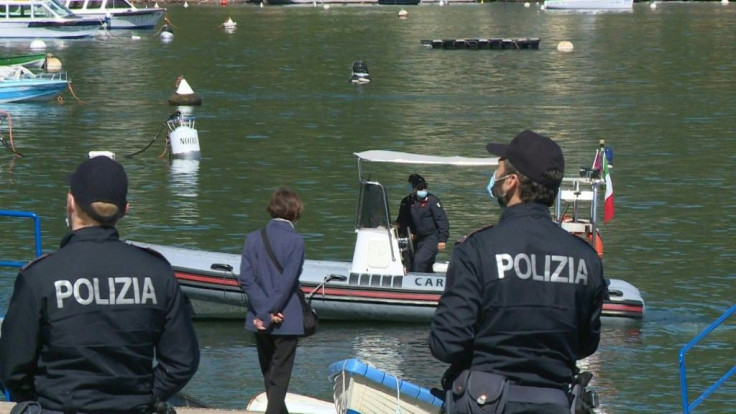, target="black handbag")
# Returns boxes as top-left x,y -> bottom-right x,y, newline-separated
260,228 -> 318,337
